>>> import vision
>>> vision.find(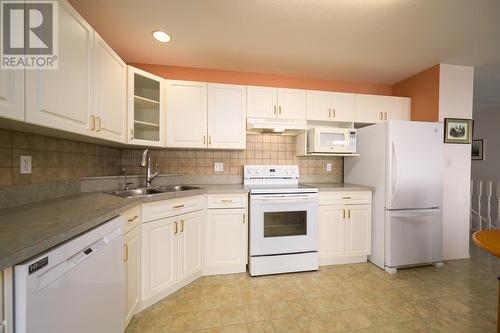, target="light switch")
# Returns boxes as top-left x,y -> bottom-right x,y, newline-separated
214,162 -> 224,172
326,163 -> 332,172
20,155 -> 32,174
